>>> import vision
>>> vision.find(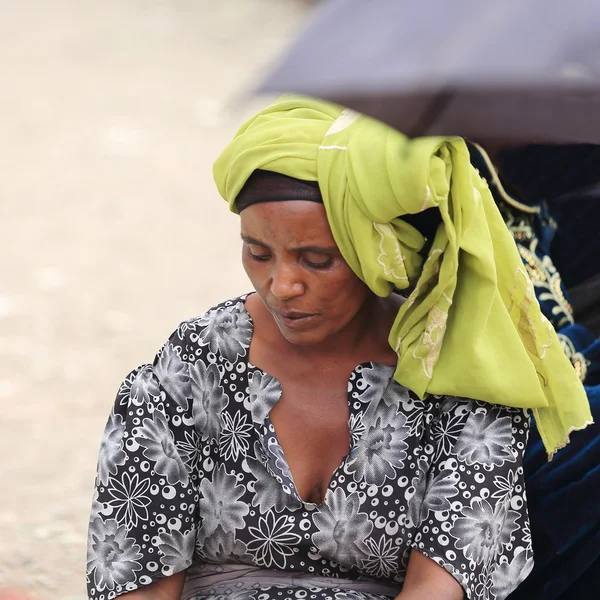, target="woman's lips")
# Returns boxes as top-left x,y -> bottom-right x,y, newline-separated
271,309 -> 318,329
